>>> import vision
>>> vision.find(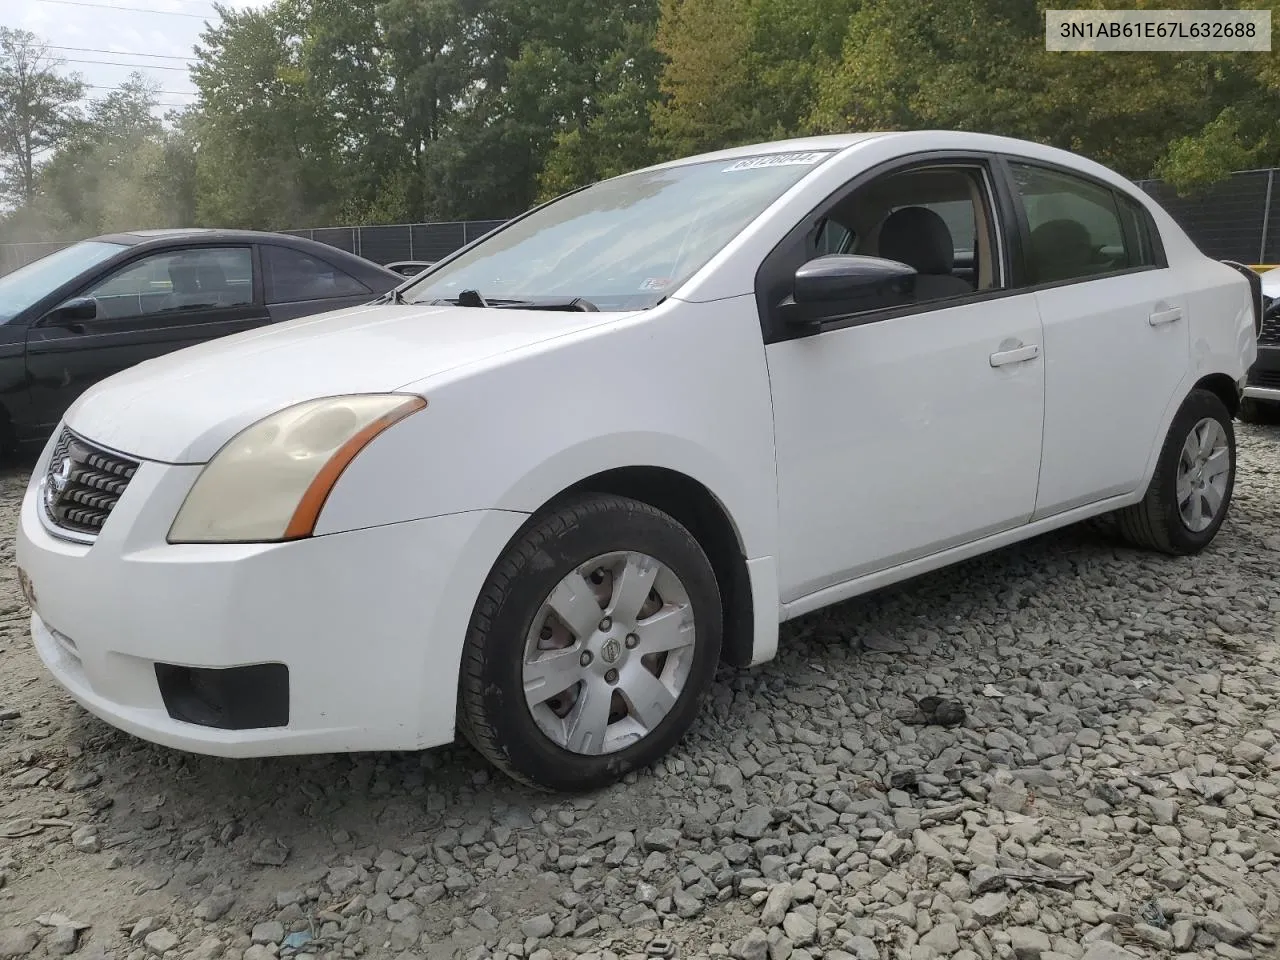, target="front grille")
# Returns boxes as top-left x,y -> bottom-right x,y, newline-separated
1259,315 -> 1280,347
42,429 -> 139,537
1248,367 -> 1280,390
